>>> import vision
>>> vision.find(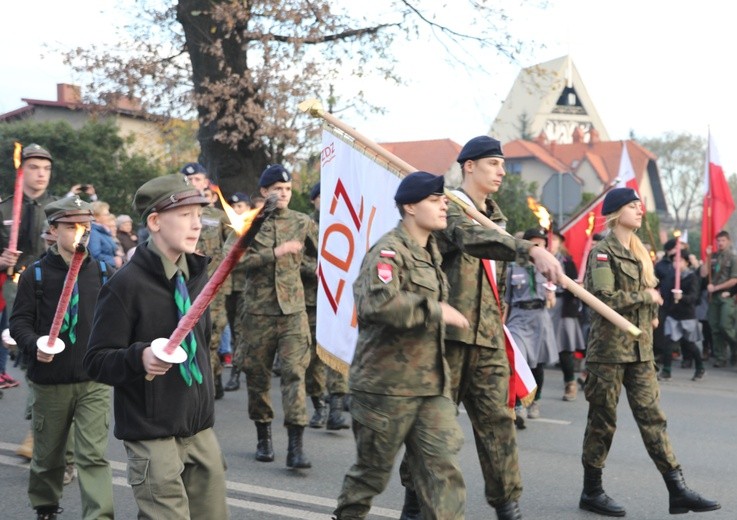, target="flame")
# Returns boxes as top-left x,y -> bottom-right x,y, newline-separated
585,212 -> 596,236
211,184 -> 260,235
13,142 -> 22,170
673,230 -> 681,239
526,197 -> 551,230
73,224 -> 87,248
